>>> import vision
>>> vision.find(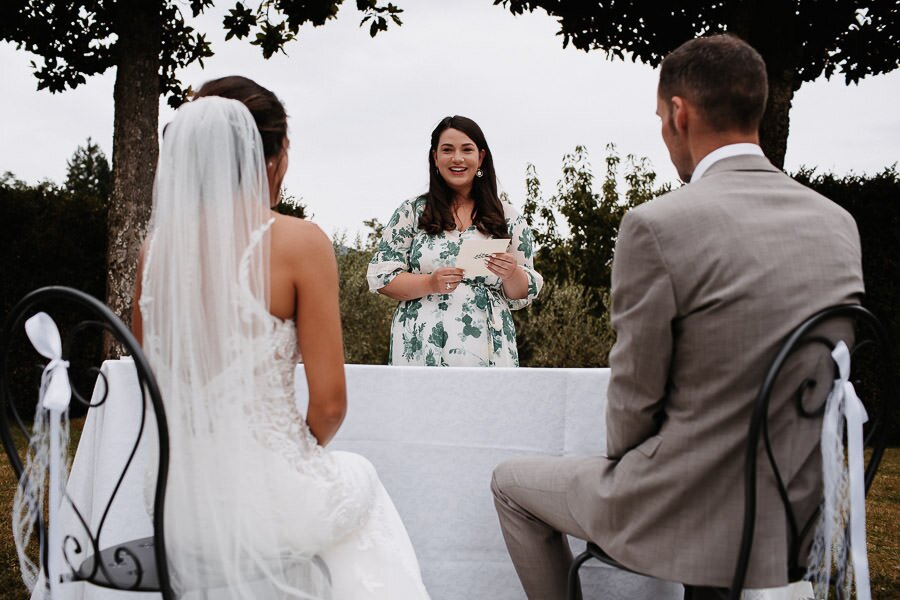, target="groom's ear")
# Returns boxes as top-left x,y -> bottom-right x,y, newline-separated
671,96 -> 689,133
